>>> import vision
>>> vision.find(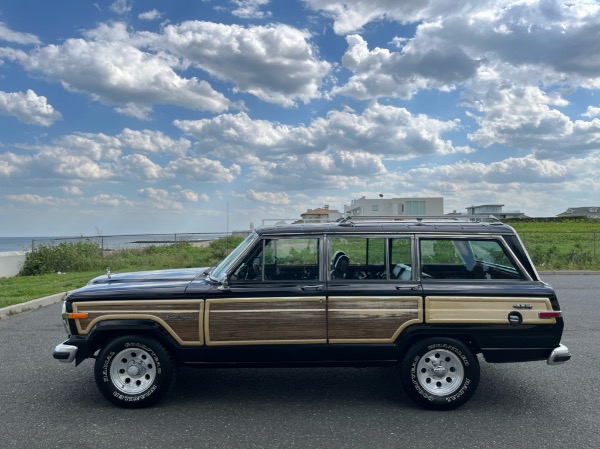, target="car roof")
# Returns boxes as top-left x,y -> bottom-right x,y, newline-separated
255,219 -> 517,237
